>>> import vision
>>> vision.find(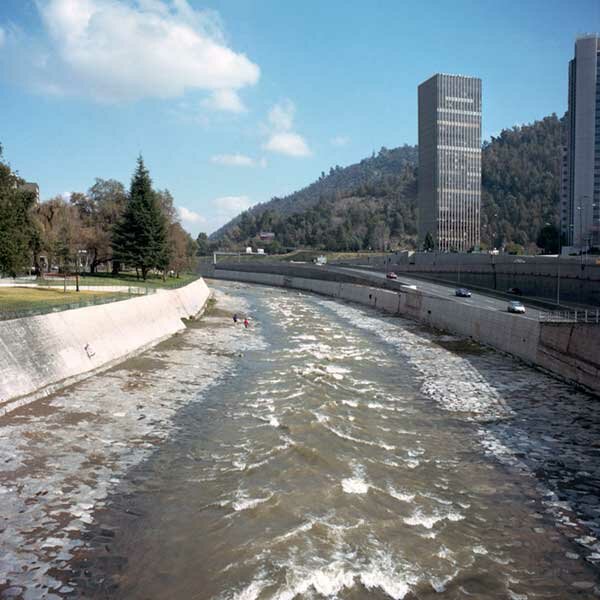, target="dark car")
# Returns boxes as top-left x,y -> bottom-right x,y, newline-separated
386,272 -> 398,280
507,287 -> 523,296
455,288 -> 472,298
